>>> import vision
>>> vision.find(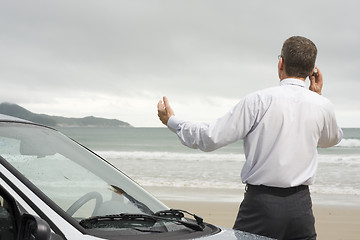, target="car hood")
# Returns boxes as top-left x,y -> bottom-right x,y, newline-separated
191,227 -> 274,240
